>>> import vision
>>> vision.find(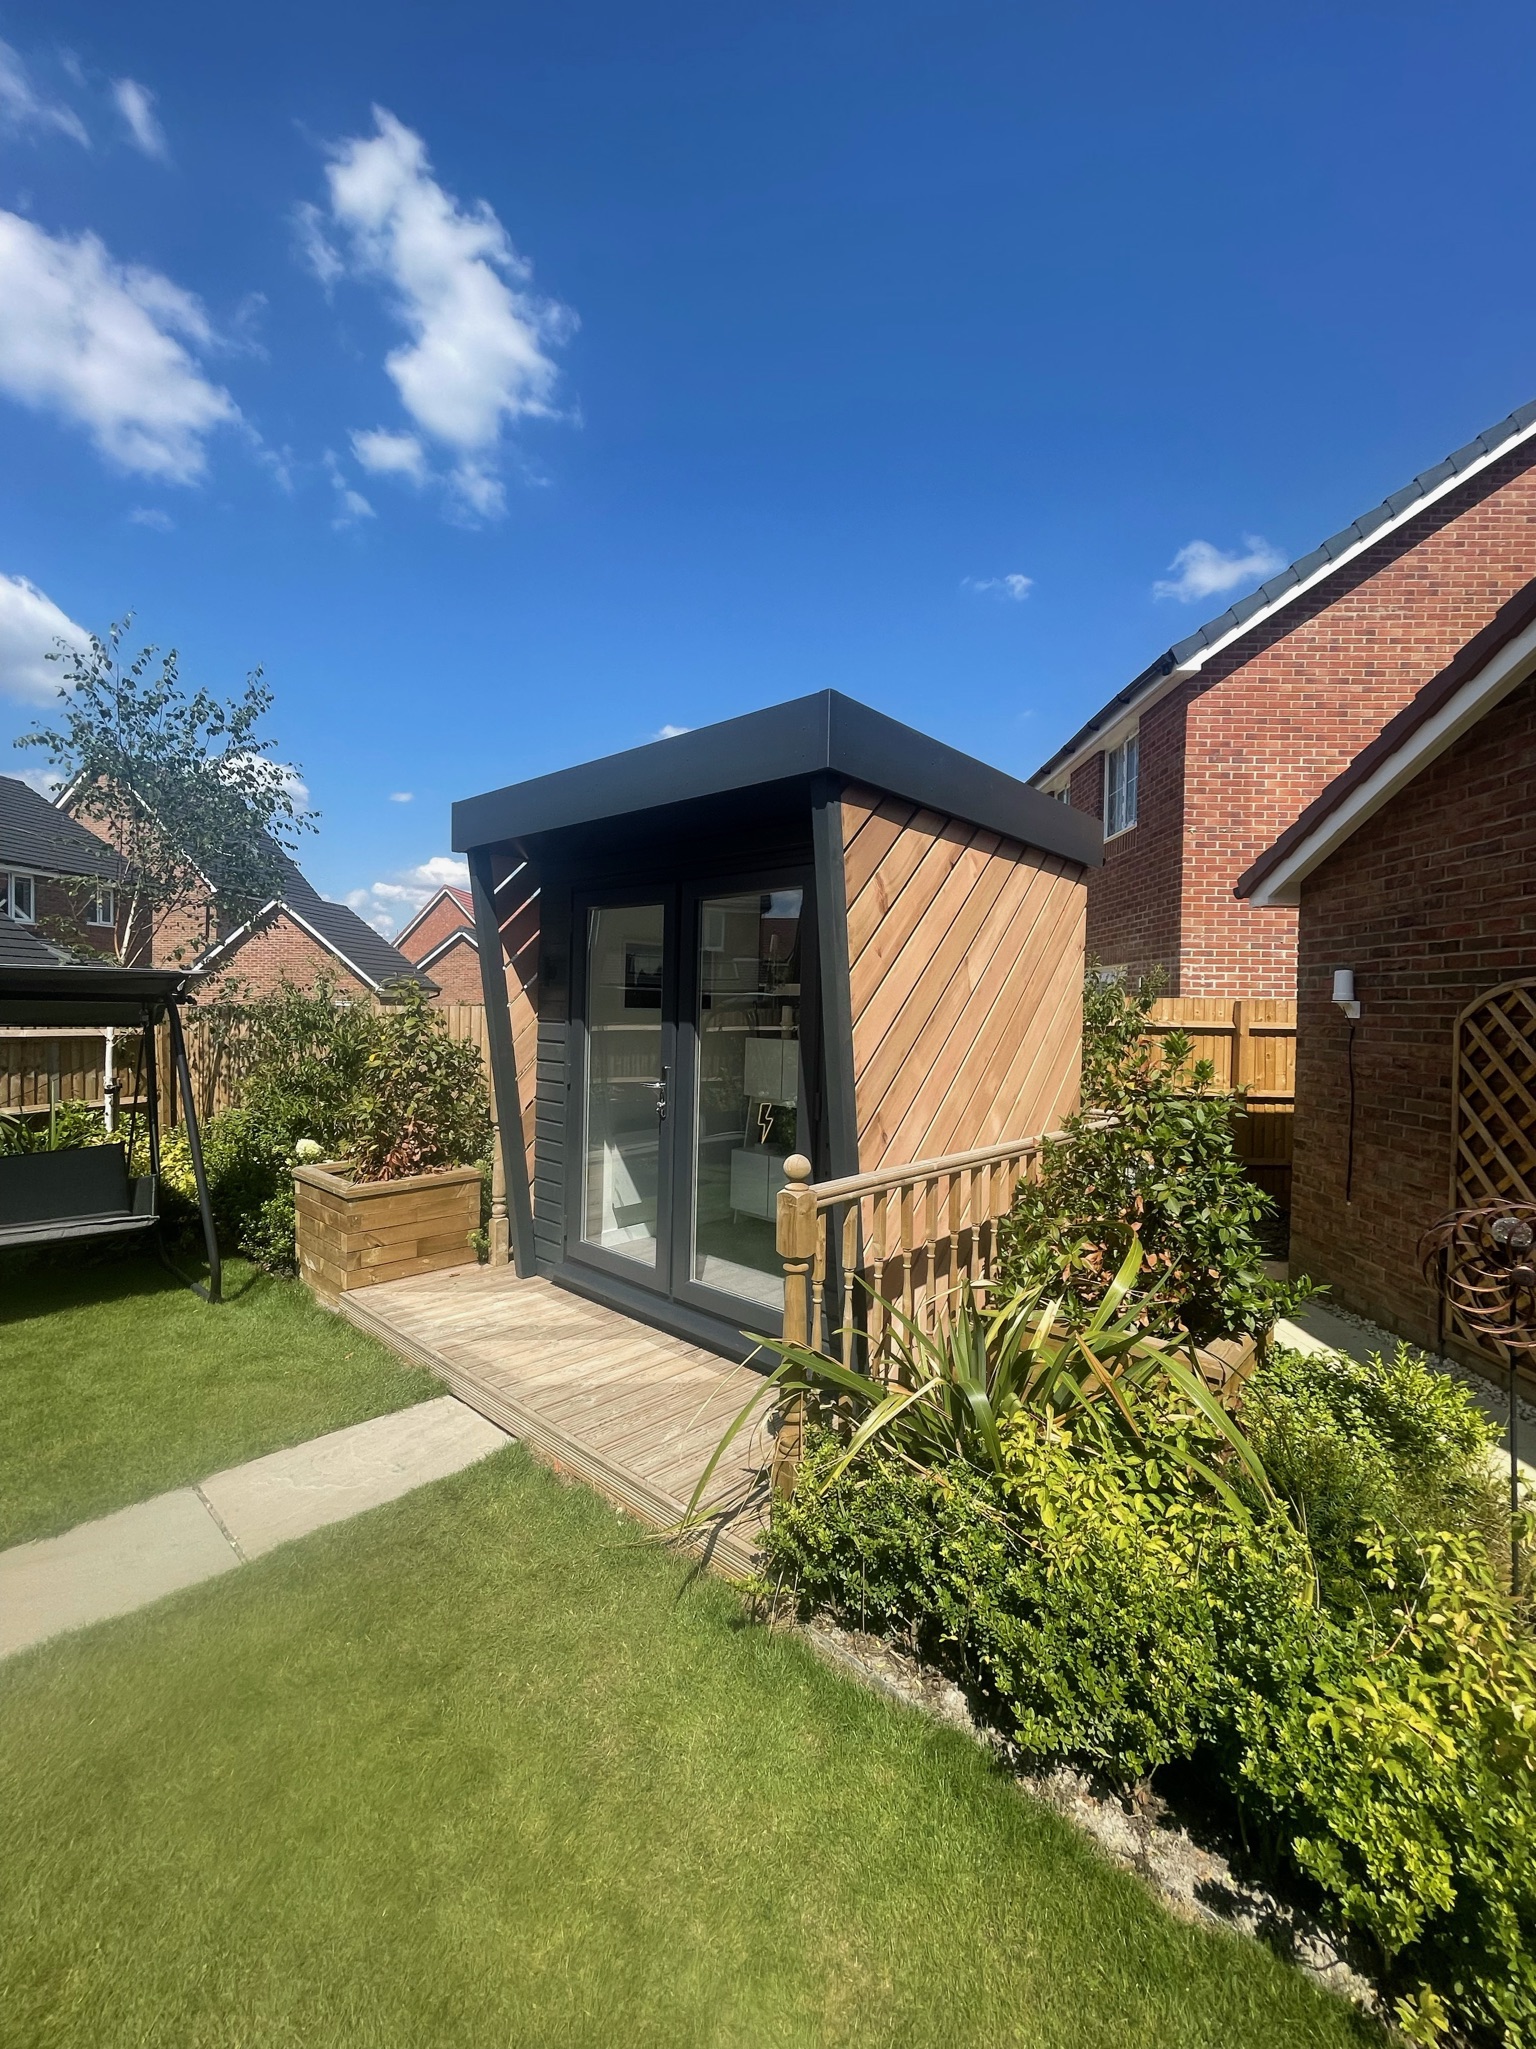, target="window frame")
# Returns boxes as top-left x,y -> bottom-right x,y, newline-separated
1103,732 -> 1139,838
7,872 -> 35,923
86,882 -> 116,928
